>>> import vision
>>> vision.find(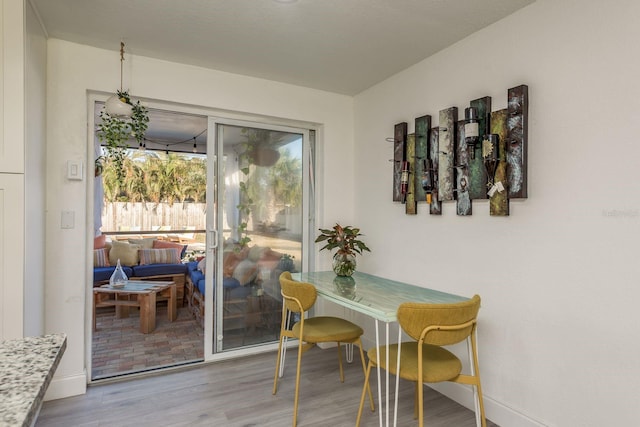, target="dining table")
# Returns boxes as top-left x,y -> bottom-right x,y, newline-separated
294,271 -> 470,427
